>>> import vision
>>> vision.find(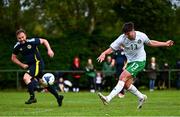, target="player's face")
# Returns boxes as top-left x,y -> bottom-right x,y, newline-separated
88,59 -> 92,64
17,32 -> 27,44
125,30 -> 135,40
